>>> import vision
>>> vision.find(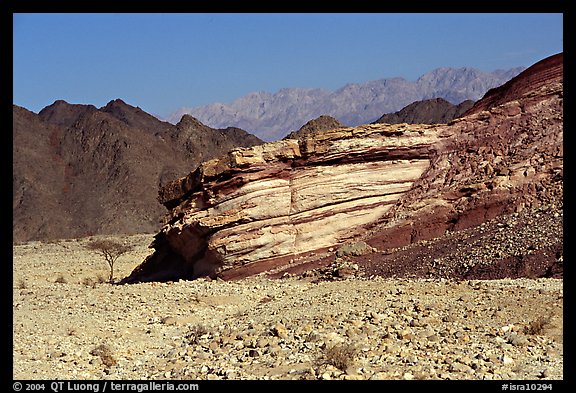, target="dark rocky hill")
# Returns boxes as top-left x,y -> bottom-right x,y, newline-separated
373,98 -> 474,125
13,100 -> 263,243
283,115 -> 346,140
